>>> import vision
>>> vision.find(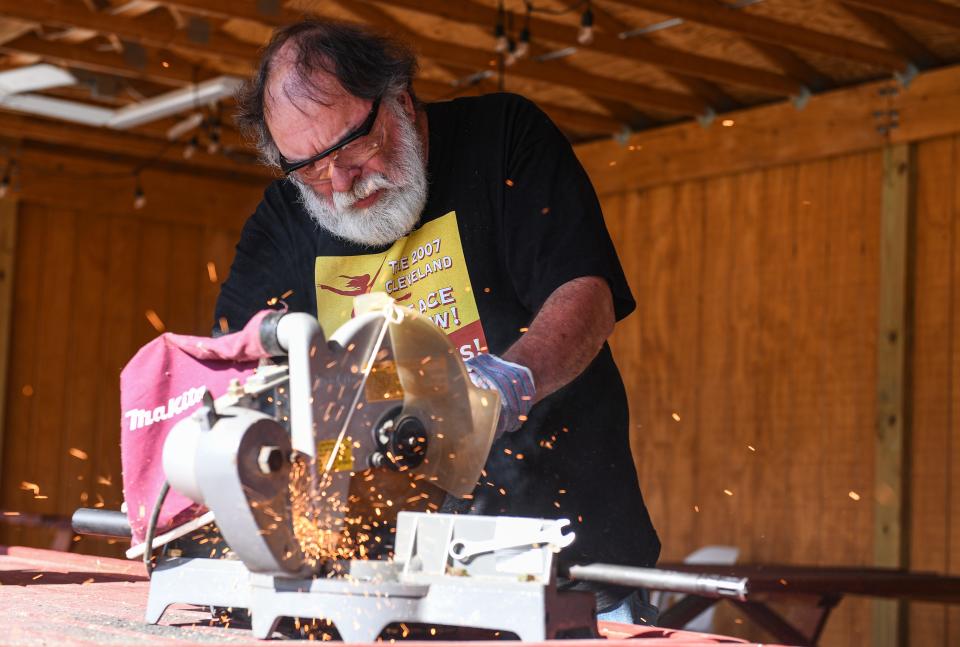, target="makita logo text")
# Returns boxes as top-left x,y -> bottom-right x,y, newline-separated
124,386 -> 206,431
